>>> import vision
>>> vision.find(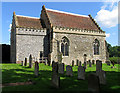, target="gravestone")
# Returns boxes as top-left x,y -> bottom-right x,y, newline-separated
78,66 -> 85,80
52,61 -> 55,67
78,61 -> 82,66
24,58 -> 27,66
34,61 -> 39,76
58,63 -> 64,74
84,62 -> 87,69
88,73 -> 100,93
72,60 -> 74,67
98,70 -> 106,85
29,54 -> 32,68
89,60 -> 92,67
66,65 -> 73,76
21,61 -> 24,66
96,60 -> 102,72
92,60 -> 95,65
51,72 -> 60,88
76,59 -> 79,66
52,62 -> 58,73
